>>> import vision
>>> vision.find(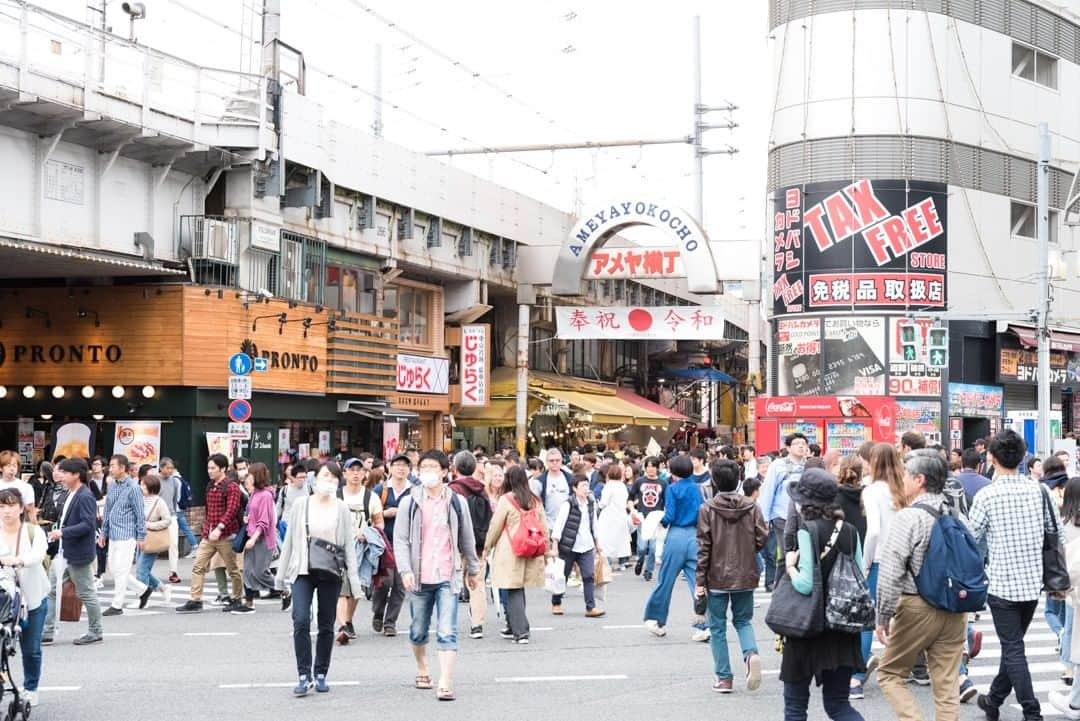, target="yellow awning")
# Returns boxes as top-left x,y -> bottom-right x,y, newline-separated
453,398 -> 540,427
540,388 -> 646,425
